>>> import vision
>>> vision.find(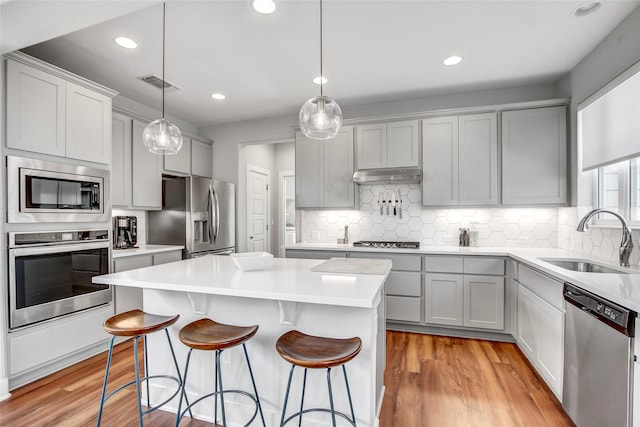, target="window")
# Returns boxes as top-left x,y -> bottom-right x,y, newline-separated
595,157 -> 640,224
